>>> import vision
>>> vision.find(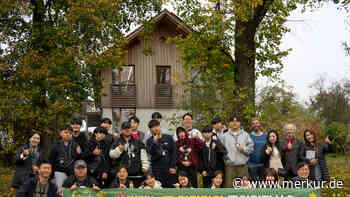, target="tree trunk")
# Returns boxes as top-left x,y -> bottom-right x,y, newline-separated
234,20 -> 257,128
232,0 -> 273,129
